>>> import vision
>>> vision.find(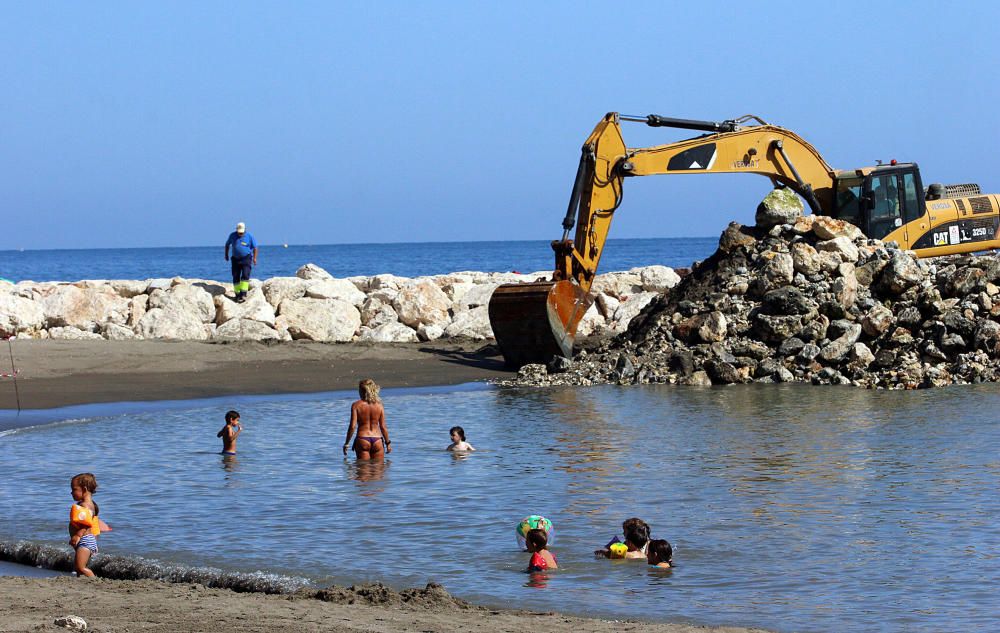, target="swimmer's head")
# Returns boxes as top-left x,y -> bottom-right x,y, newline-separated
623,517 -> 651,549
449,426 -> 466,442
525,528 -> 548,552
71,473 -> 97,494
225,410 -> 240,423
647,539 -> 673,566
359,378 -> 381,403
